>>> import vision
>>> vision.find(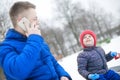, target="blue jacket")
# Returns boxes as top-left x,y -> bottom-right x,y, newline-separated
77,47 -> 113,79
0,29 -> 72,80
